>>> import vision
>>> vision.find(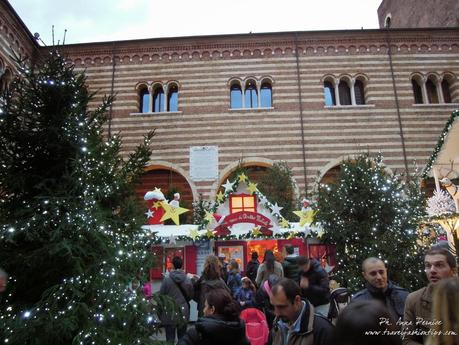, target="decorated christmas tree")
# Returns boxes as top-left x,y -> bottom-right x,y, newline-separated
315,154 -> 427,292
0,50 -> 163,344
